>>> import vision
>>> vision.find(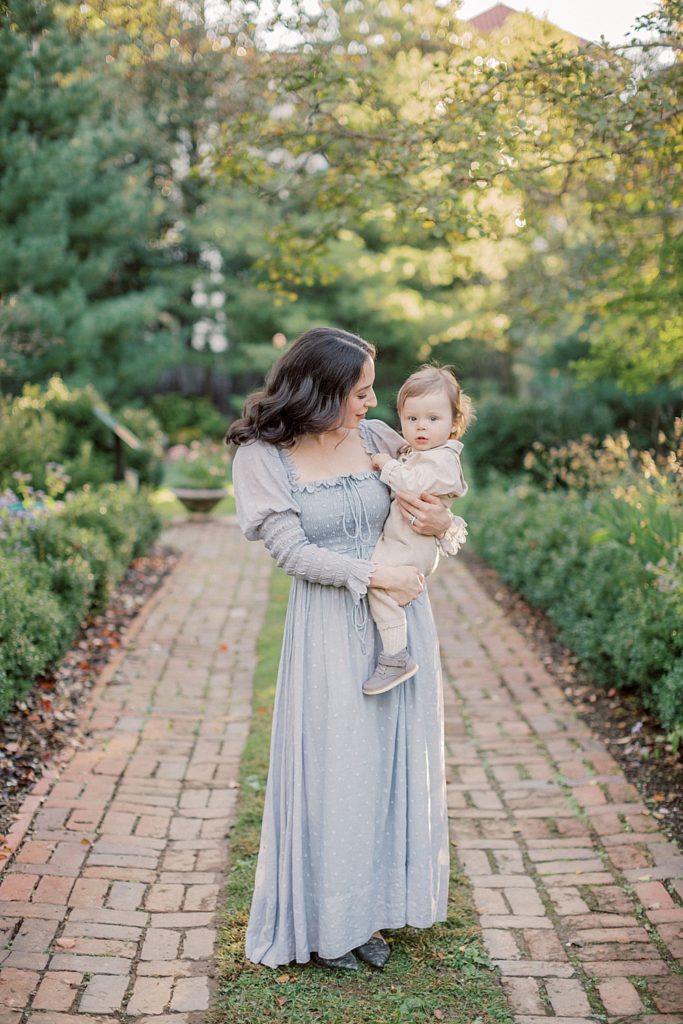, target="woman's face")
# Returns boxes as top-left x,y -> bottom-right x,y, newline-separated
338,357 -> 377,429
